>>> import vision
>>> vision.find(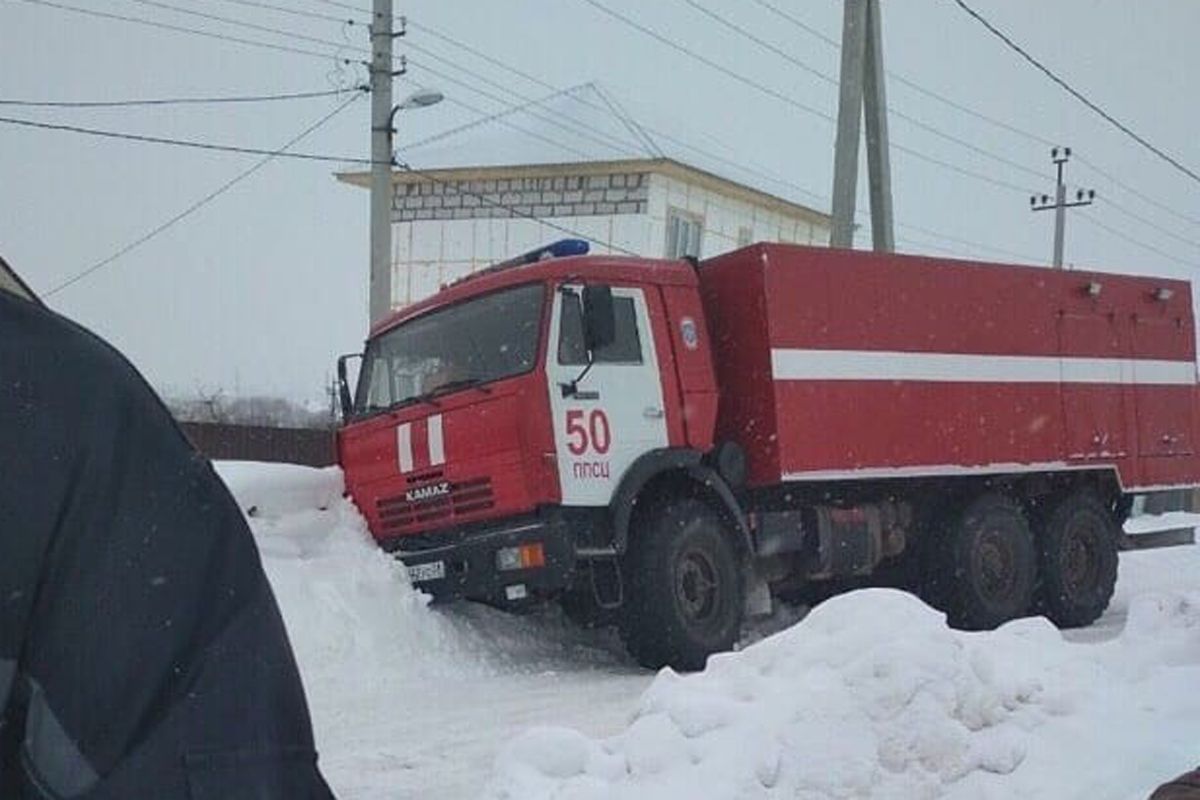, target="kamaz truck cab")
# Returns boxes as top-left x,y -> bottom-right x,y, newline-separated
336,240 -> 737,668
